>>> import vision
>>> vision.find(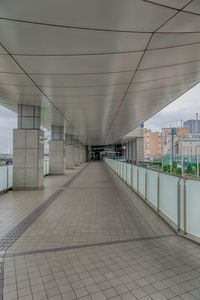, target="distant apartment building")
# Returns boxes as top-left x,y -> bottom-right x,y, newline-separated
144,127 -> 190,159
144,129 -> 162,159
